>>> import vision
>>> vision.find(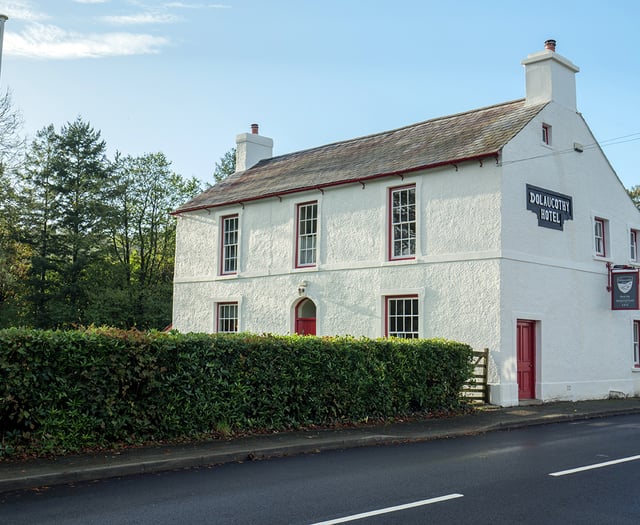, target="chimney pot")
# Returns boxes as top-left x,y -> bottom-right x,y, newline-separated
251,123 -> 259,135
544,39 -> 556,52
